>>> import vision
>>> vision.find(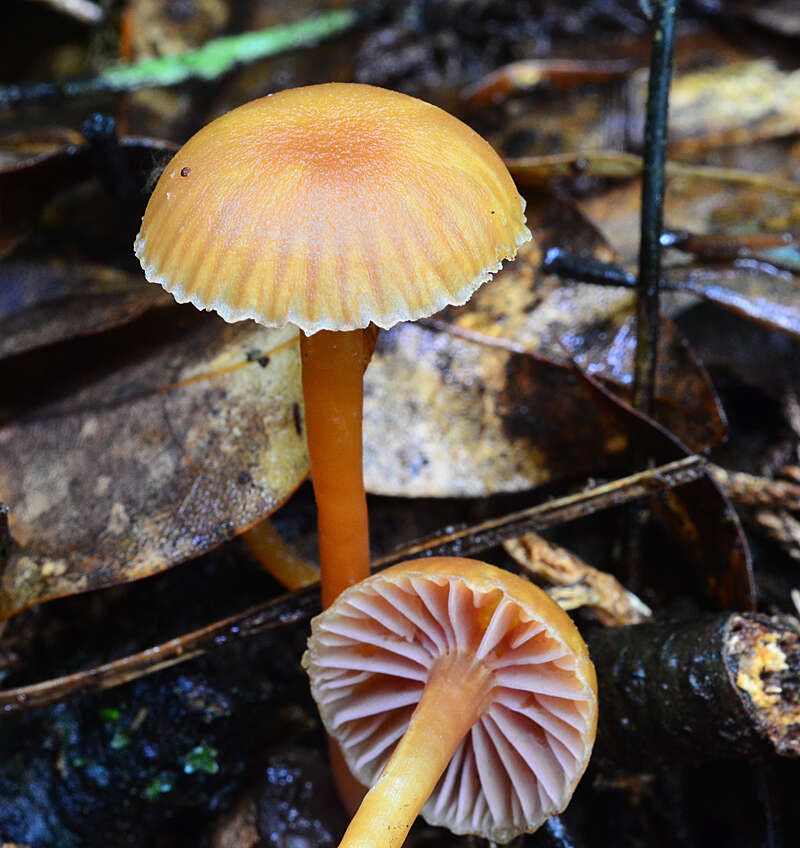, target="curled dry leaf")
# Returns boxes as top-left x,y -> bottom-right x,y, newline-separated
0,315 -> 308,619
460,58 -> 633,109
363,196 -> 724,497
0,261 -> 168,359
504,531 -> 652,626
710,465 -> 800,512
